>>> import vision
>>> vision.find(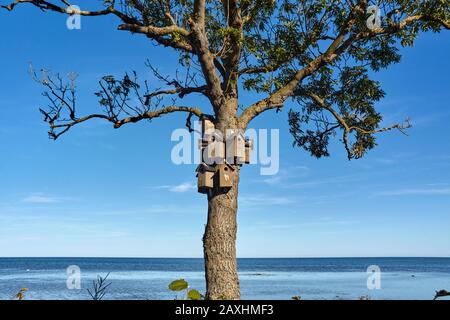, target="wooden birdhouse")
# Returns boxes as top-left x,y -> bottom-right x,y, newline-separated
201,118 -> 215,142
198,138 -> 209,163
205,141 -> 225,164
244,139 -> 254,164
196,163 -> 215,194
217,163 -> 234,188
226,129 -> 246,164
